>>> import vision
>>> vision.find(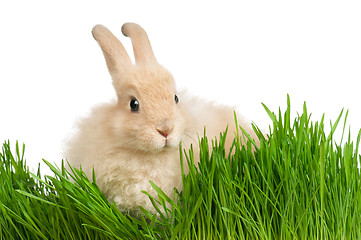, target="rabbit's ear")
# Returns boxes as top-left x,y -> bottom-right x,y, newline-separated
121,23 -> 157,66
92,25 -> 132,75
